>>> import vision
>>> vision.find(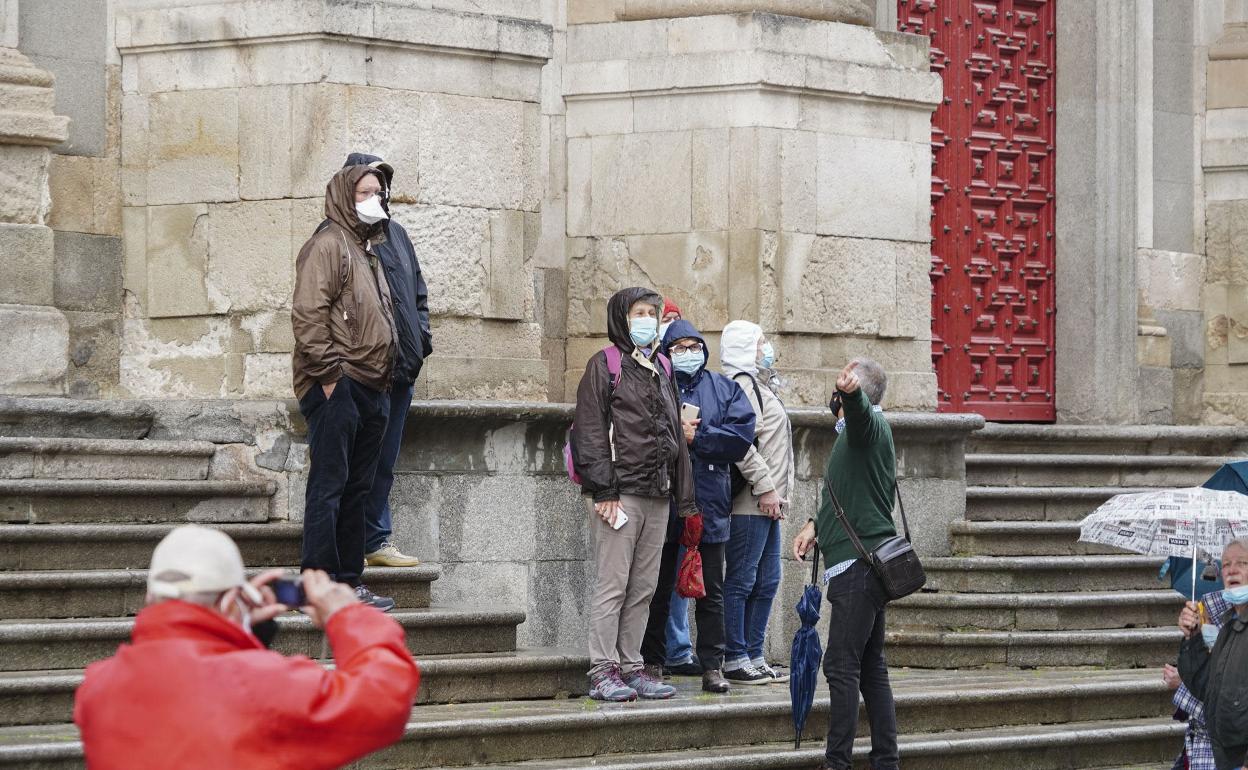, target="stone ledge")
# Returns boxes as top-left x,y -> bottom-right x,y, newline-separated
618,0 -> 872,25
117,1 -> 553,62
